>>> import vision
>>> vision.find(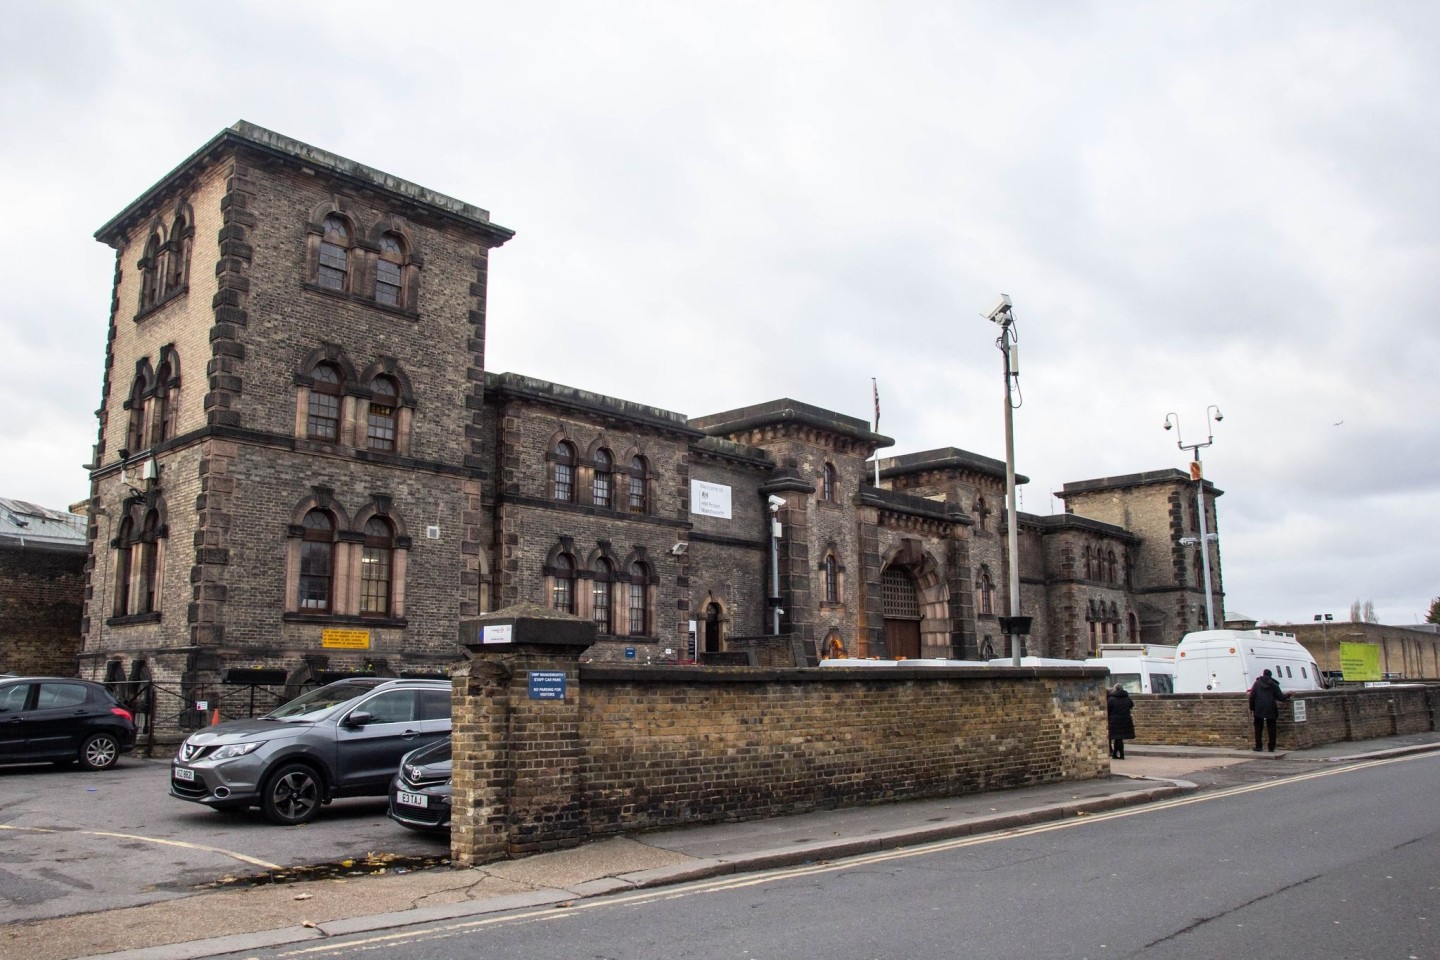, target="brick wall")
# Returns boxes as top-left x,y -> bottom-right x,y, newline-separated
0,545 -> 85,675
1129,686 -> 1440,750
450,638 -> 1110,865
